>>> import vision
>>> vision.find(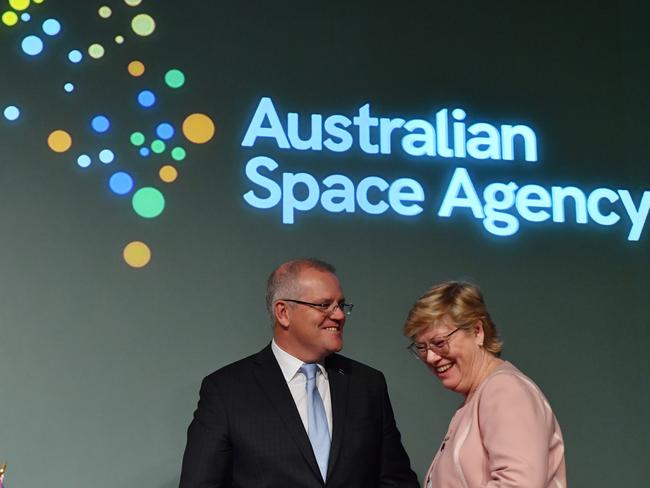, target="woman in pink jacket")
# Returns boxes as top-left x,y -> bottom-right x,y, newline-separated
404,281 -> 566,488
